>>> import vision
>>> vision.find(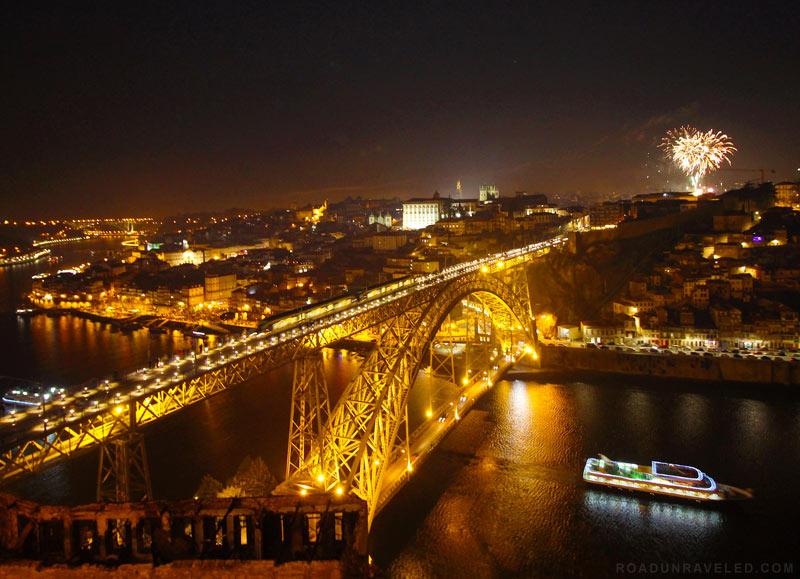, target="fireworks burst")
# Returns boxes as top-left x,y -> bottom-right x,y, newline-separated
659,126 -> 736,193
